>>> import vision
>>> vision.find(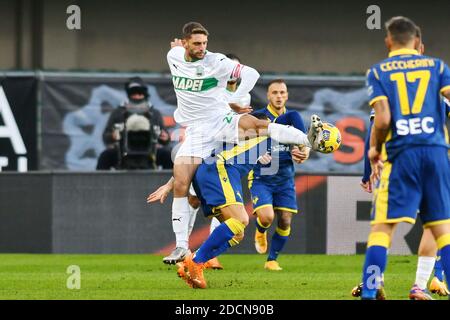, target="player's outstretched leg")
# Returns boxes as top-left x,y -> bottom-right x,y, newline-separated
181,205 -> 248,289
237,114 -> 324,151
